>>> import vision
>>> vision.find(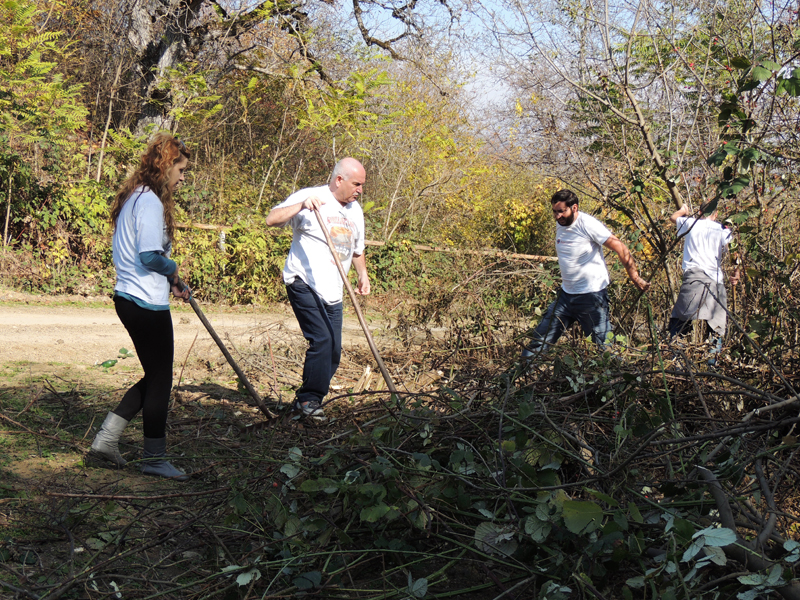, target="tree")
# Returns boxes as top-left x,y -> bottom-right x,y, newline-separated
0,0 -> 86,169
46,0 -> 457,137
